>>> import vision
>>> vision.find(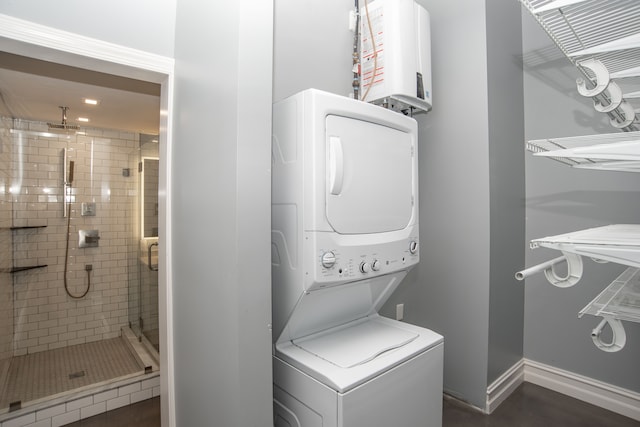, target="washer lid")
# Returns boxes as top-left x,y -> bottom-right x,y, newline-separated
275,315 -> 443,393
293,318 -> 418,368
